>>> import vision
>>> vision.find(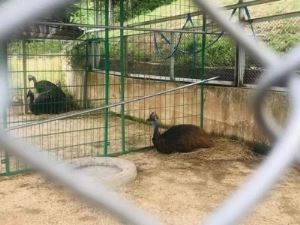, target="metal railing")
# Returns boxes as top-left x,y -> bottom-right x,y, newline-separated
1,0 -> 300,225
